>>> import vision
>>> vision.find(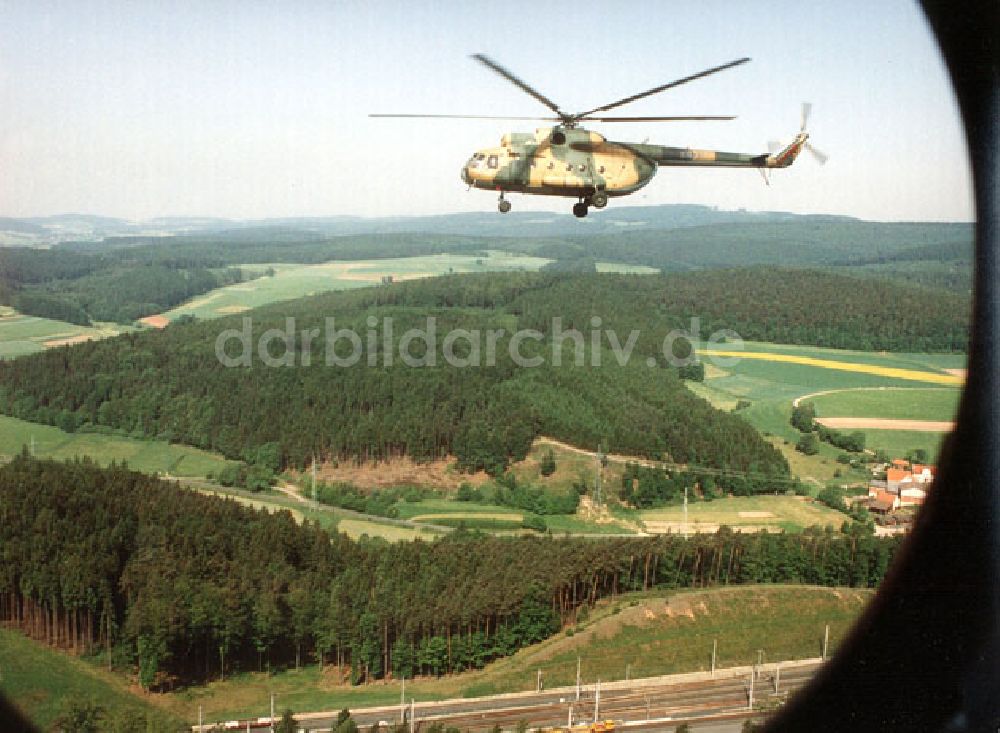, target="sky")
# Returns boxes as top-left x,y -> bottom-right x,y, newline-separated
0,0 -> 975,222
